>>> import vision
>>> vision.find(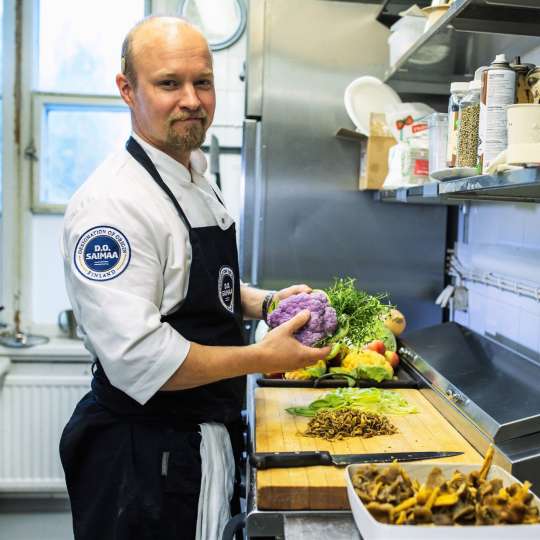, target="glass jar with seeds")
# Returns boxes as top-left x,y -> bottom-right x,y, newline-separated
446,82 -> 469,167
457,79 -> 481,169
510,57 -> 535,104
